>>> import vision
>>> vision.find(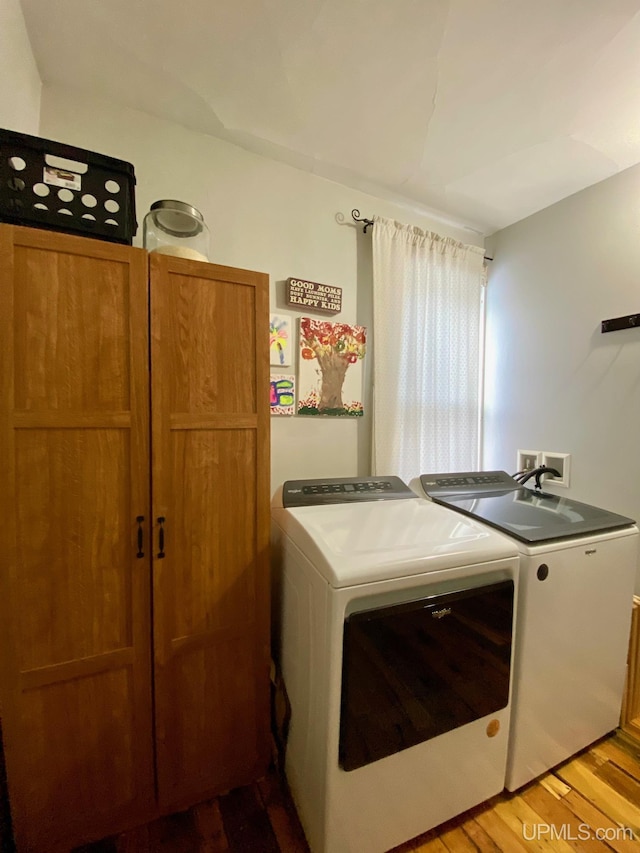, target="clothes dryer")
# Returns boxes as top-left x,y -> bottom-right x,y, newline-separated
271,476 -> 520,853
